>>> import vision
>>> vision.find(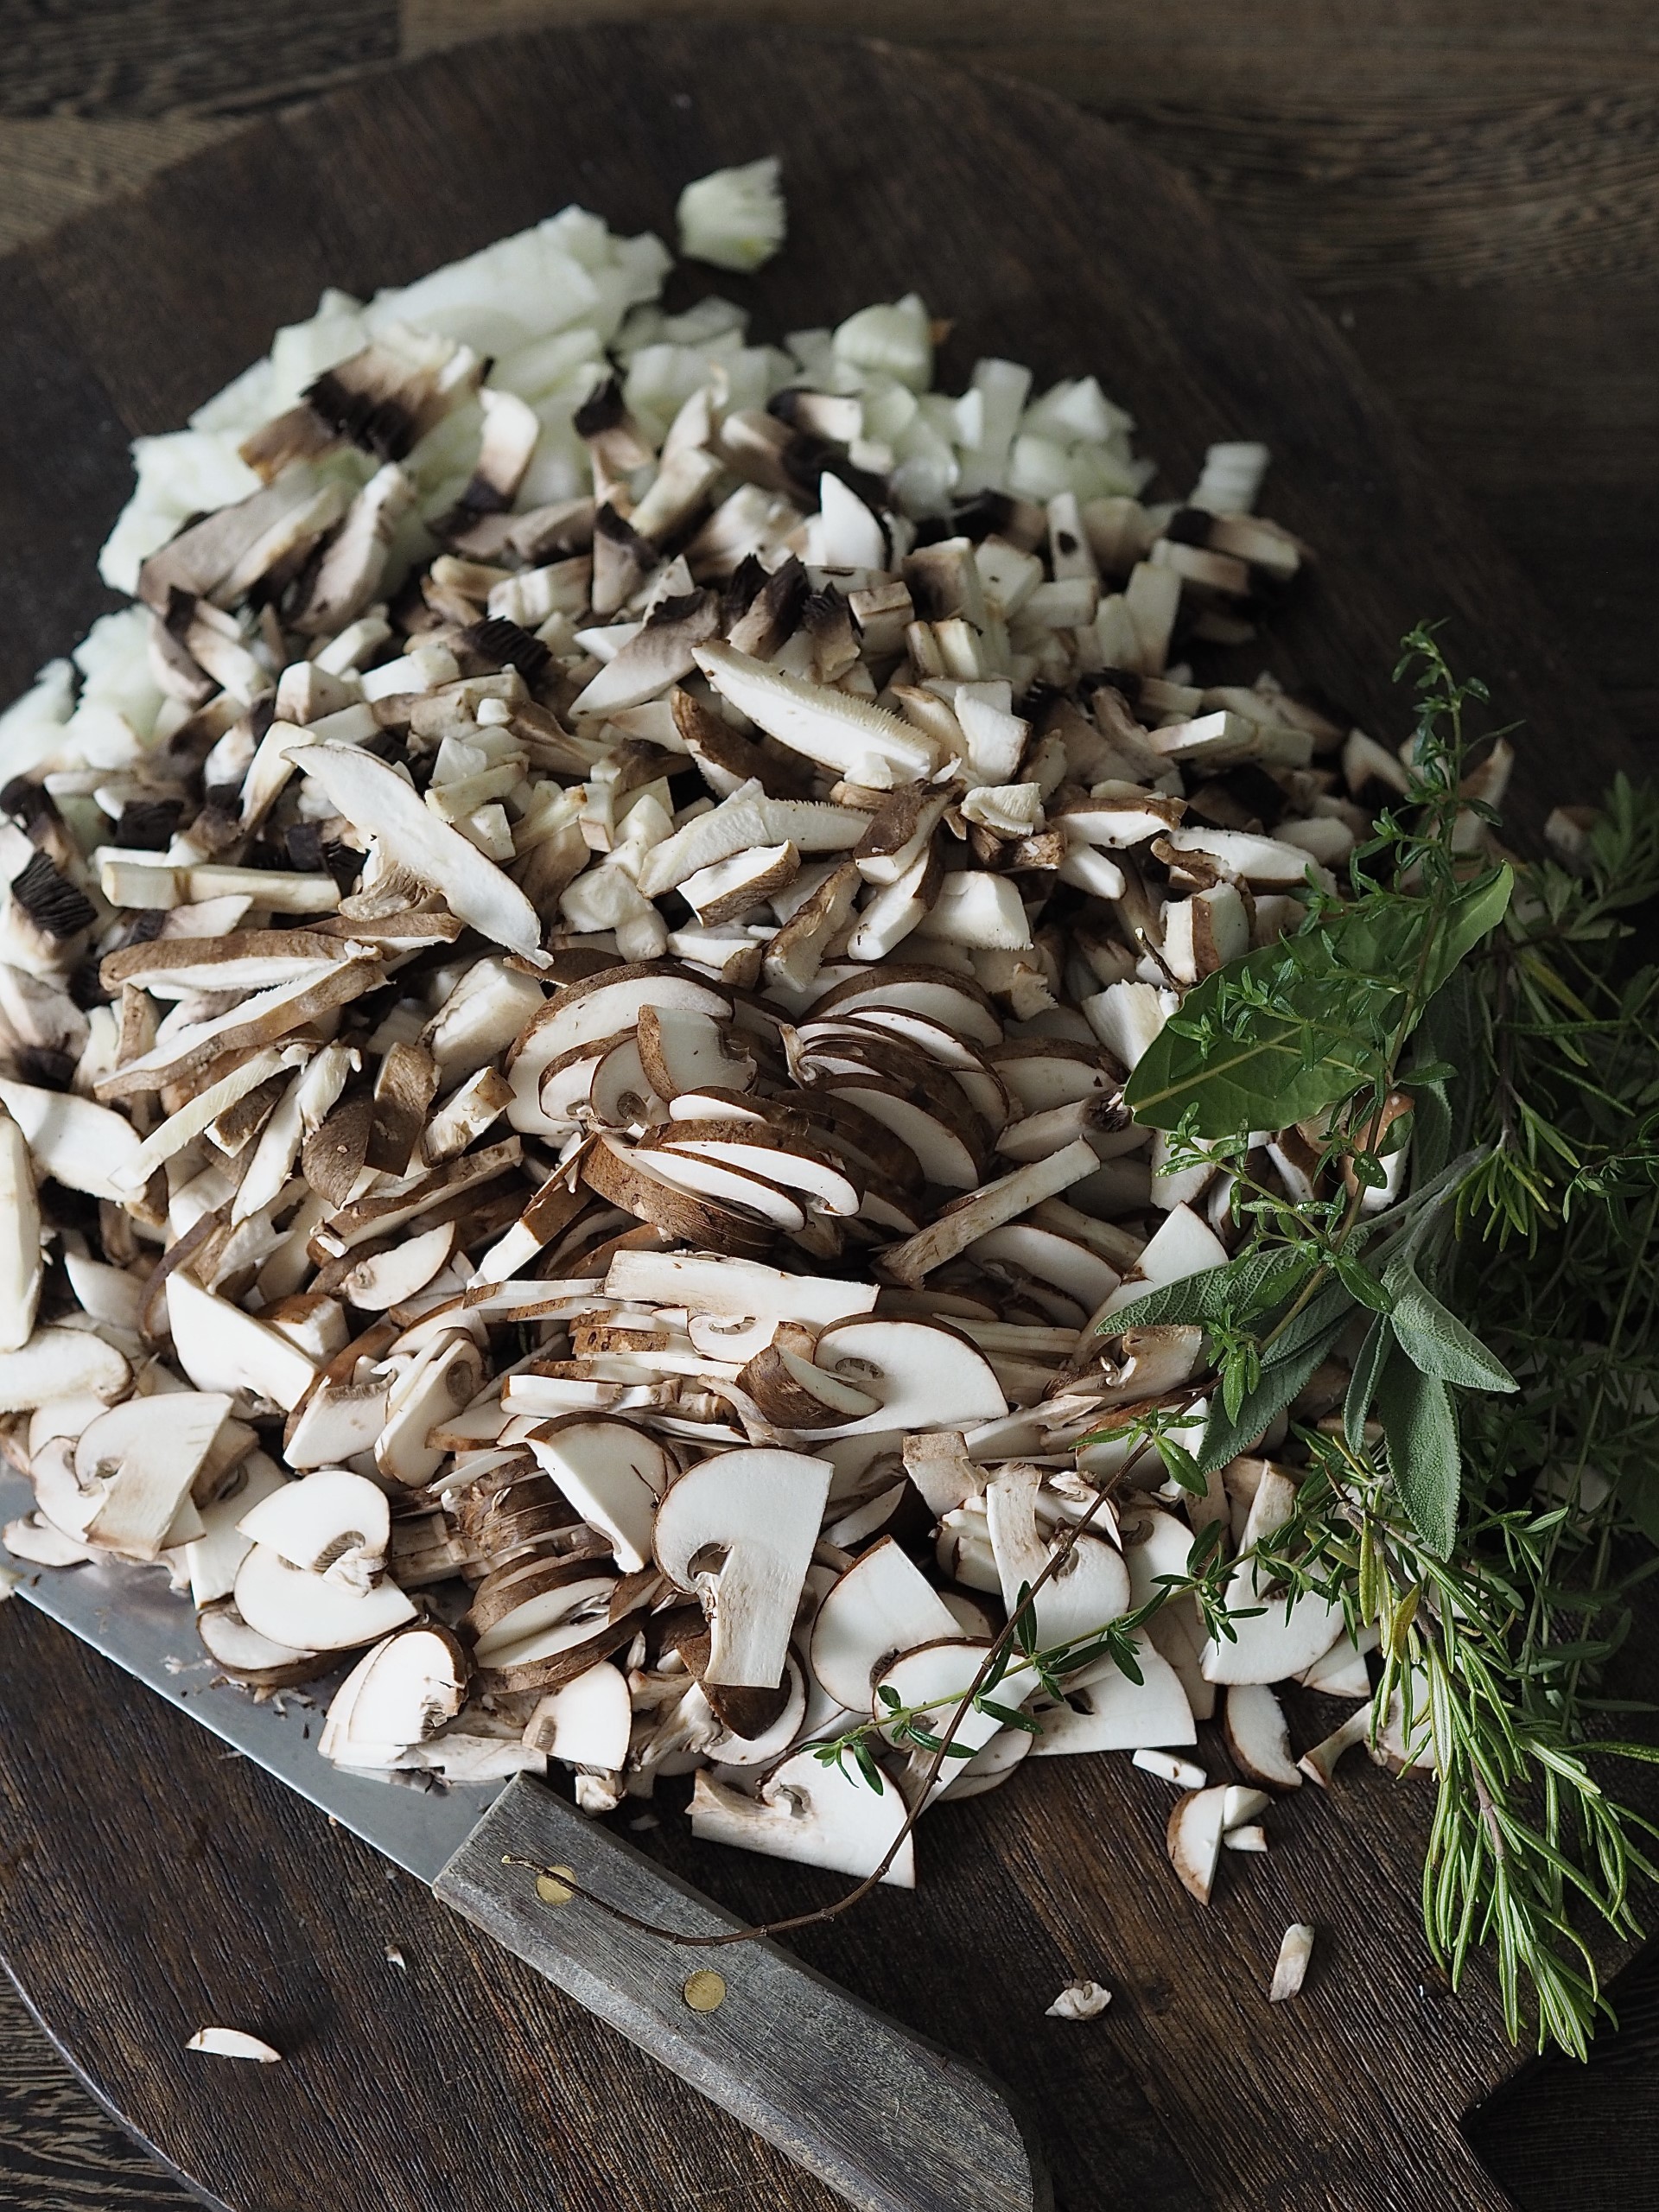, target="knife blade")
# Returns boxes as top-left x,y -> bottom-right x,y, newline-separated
0,1465 -> 1049,2212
